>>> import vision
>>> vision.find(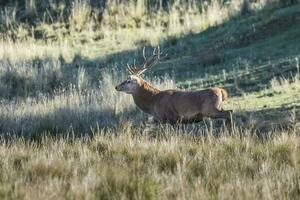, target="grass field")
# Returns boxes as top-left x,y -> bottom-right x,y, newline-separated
0,0 -> 300,199
1,127 -> 300,199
